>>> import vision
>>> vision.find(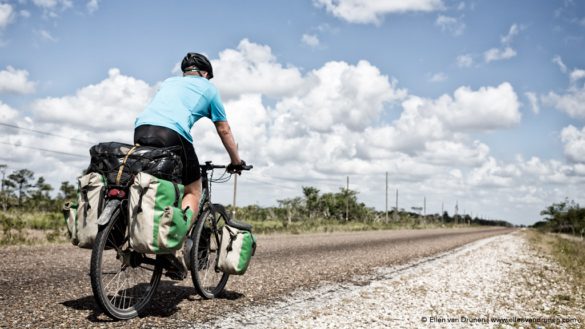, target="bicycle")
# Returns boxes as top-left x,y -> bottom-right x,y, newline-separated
89,161 -> 252,320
